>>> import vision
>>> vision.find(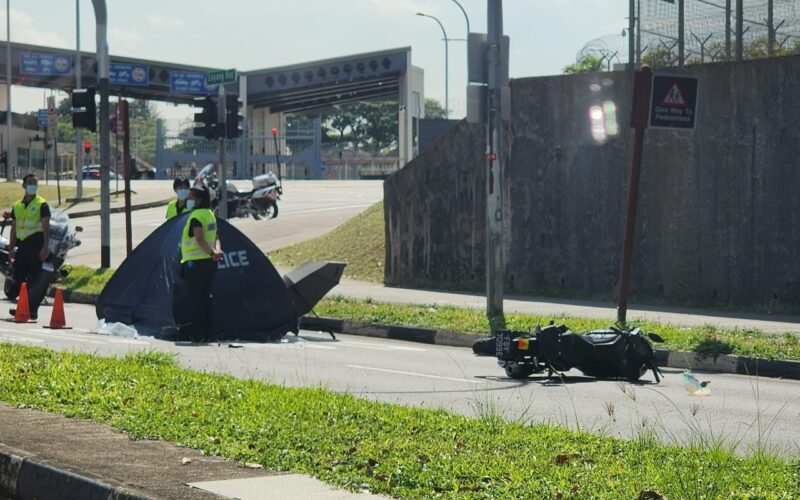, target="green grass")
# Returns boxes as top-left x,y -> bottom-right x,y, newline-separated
58,265 -> 116,295
0,345 -> 796,499
0,181 -> 80,209
269,202 -> 384,282
315,296 -> 800,361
